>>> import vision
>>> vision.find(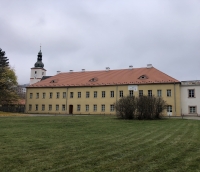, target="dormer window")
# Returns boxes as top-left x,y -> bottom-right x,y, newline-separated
138,75 -> 148,80
50,79 -> 58,83
89,77 -> 98,82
